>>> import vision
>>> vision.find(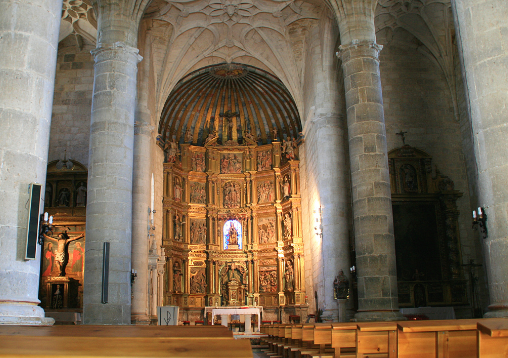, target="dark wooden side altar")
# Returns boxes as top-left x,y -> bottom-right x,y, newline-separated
389,145 -> 468,309
162,135 -> 305,311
